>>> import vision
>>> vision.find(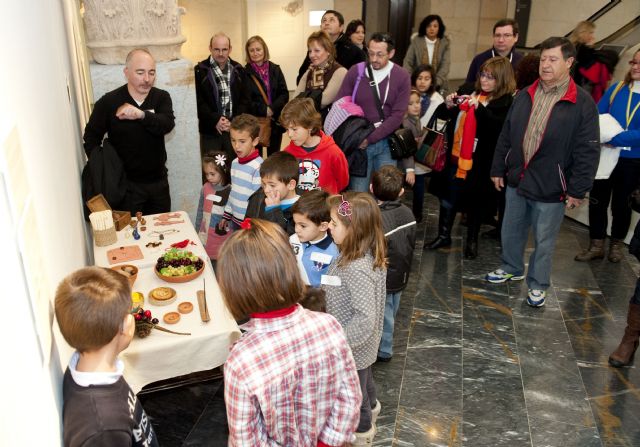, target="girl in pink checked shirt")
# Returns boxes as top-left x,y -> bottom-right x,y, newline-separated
217,218 -> 362,447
